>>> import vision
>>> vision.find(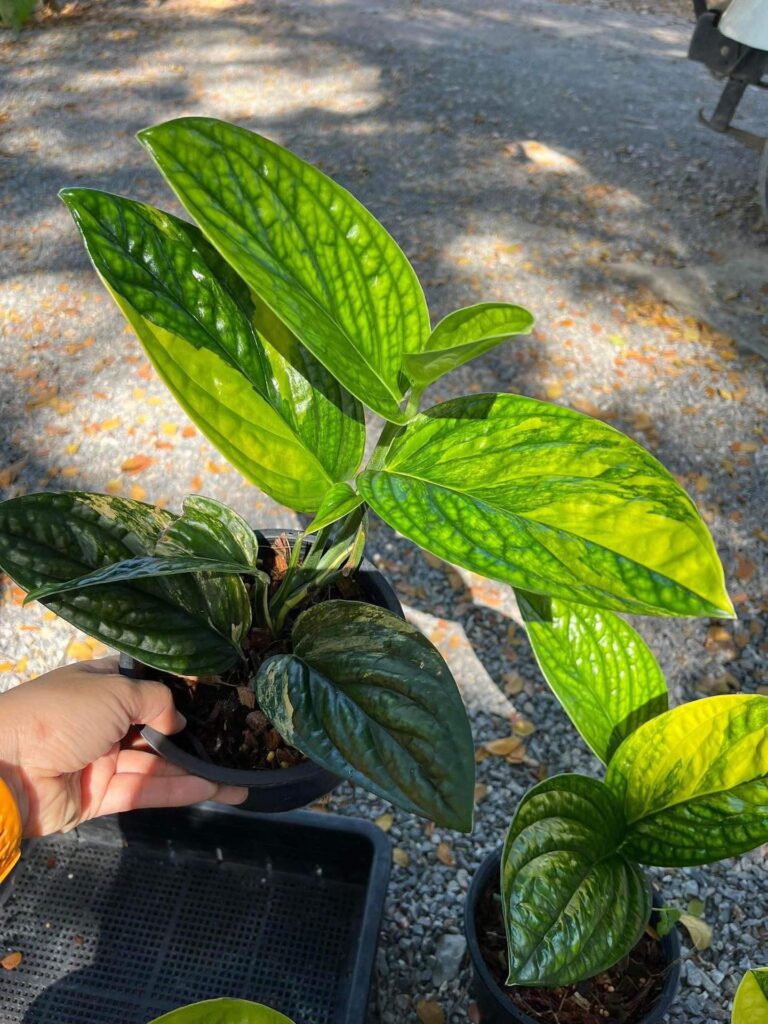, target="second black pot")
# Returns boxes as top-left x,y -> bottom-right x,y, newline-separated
119,527 -> 403,813
464,847 -> 682,1024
